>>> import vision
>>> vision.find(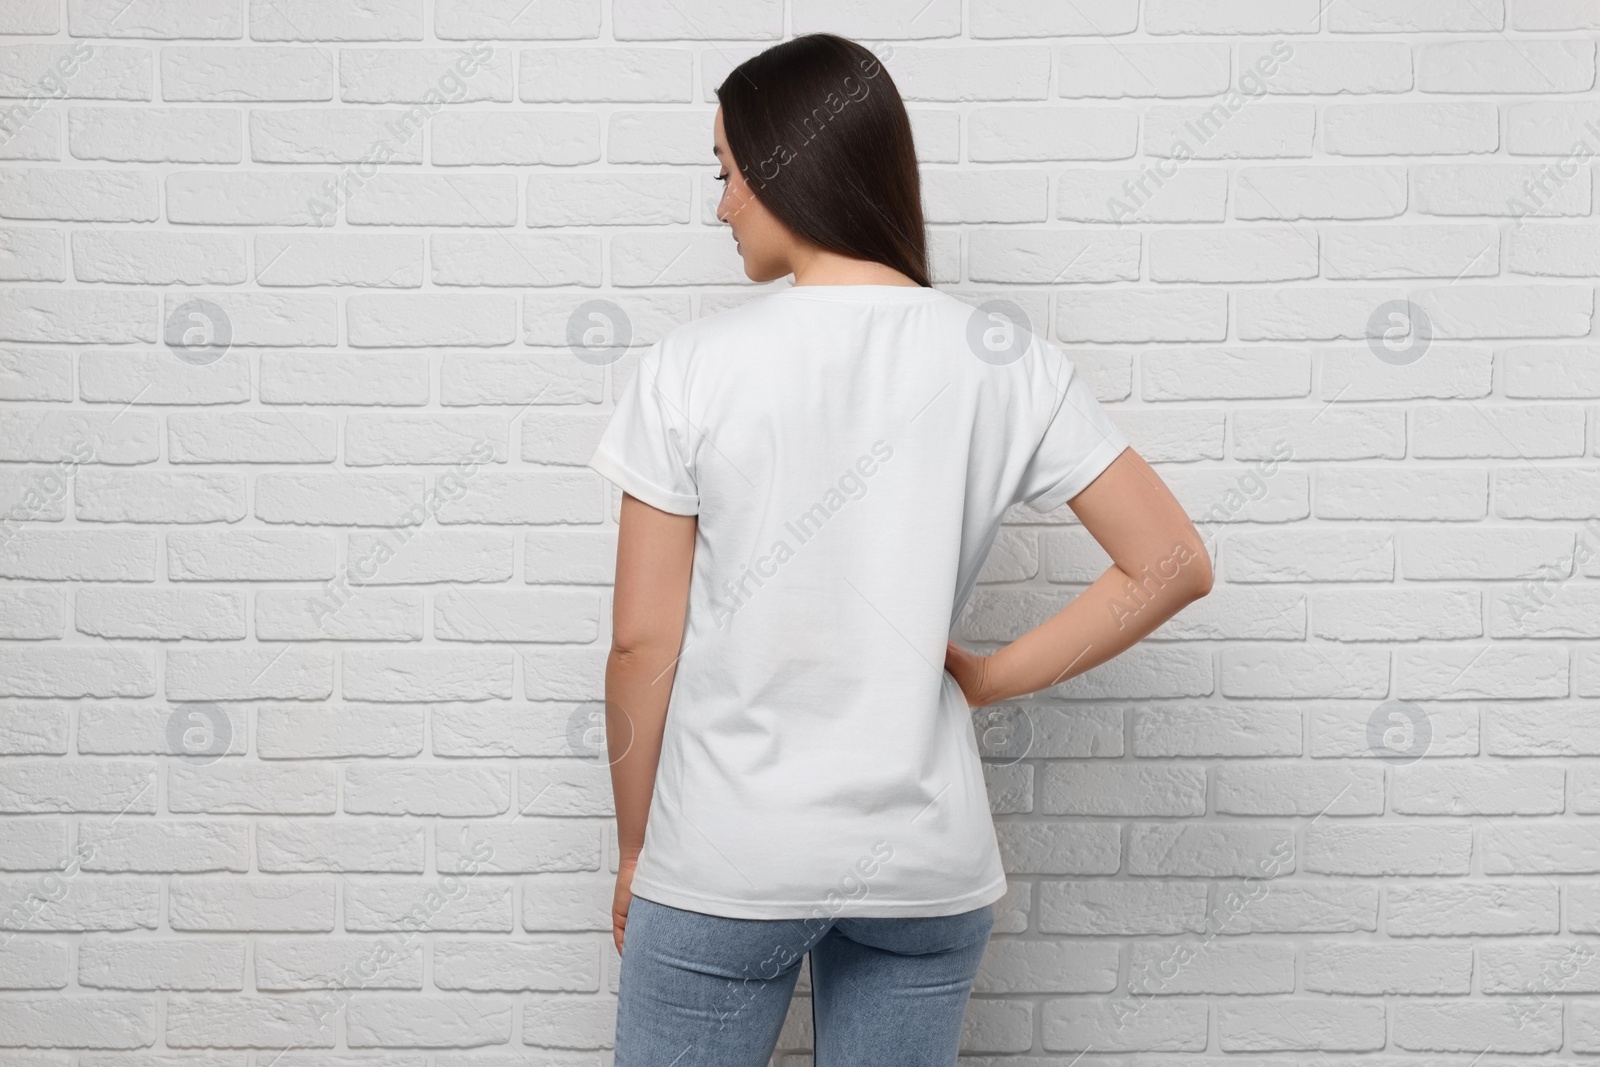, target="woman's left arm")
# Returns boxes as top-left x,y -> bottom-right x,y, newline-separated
606,491 -> 697,953
946,448 -> 1213,706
